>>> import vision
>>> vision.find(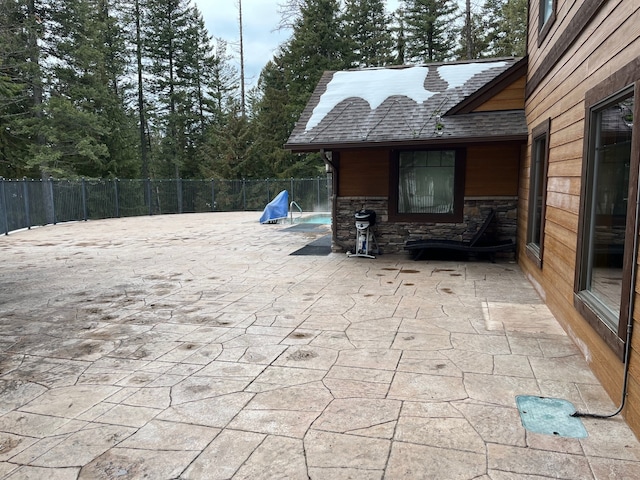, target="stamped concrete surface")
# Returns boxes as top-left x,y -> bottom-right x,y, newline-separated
1,212 -> 639,479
